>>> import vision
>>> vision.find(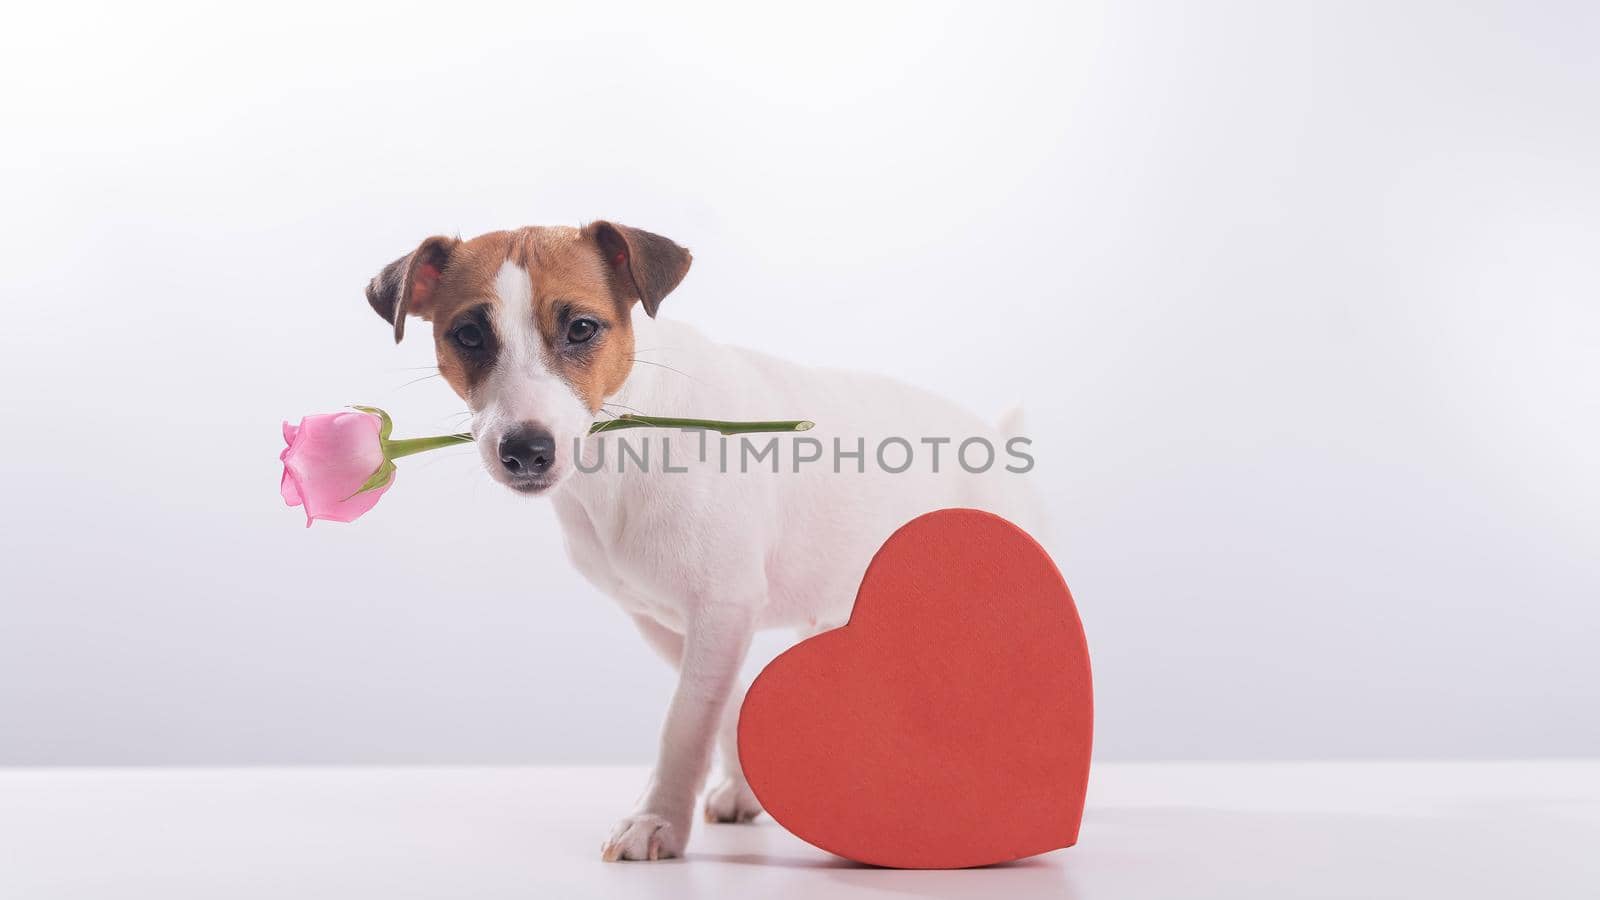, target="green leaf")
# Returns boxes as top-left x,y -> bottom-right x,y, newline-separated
350,405 -> 394,442
348,458 -> 396,498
